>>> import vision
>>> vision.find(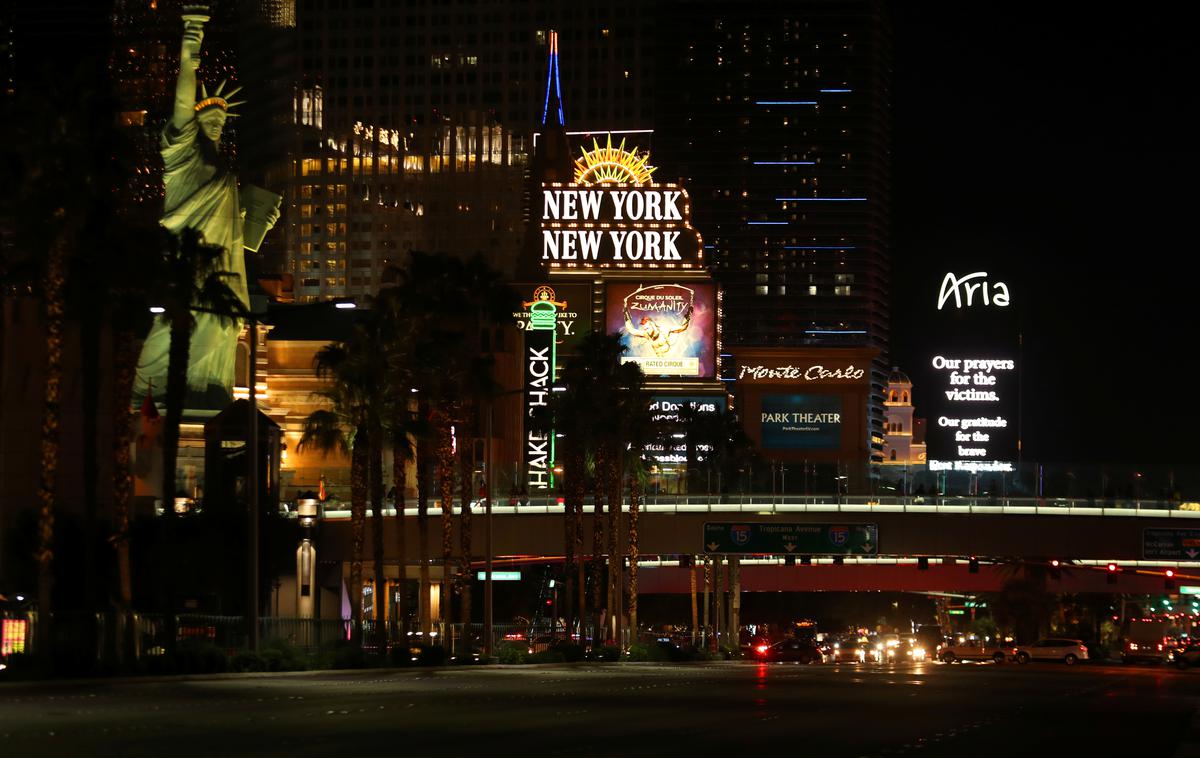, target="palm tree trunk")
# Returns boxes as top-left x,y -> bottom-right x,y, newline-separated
435,409 -> 455,635
562,454 -> 576,639
36,231 -> 68,666
591,459 -> 604,642
369,420 -> 385,651
417,426 -> 432,635
458,446 -> 473,627
112,327 -> 139,666
349,424 -> 369,643
81,311 -> 100,630
606,452 -> 622,645
162,312 -> 190,511
628,473 -> 641,640
391,431 -> 408,637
